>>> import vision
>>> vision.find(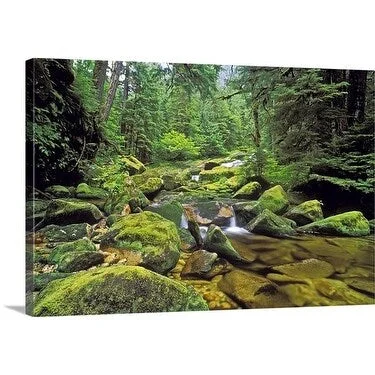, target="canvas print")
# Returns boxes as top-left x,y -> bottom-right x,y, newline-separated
26,59 -> 374,316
